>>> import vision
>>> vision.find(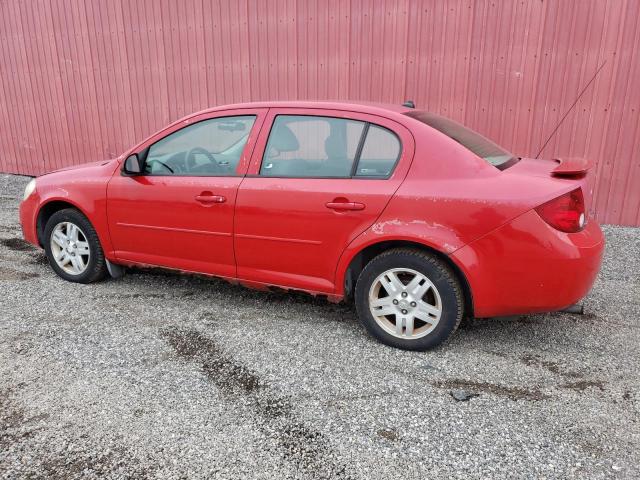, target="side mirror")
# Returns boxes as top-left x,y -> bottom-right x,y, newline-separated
123,153 -> 143,176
